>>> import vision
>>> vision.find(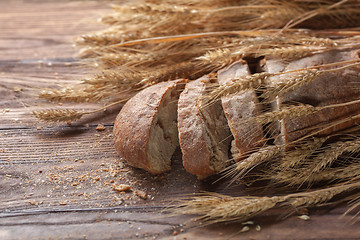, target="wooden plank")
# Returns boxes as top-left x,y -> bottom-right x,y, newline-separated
1,1 -> 359,239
